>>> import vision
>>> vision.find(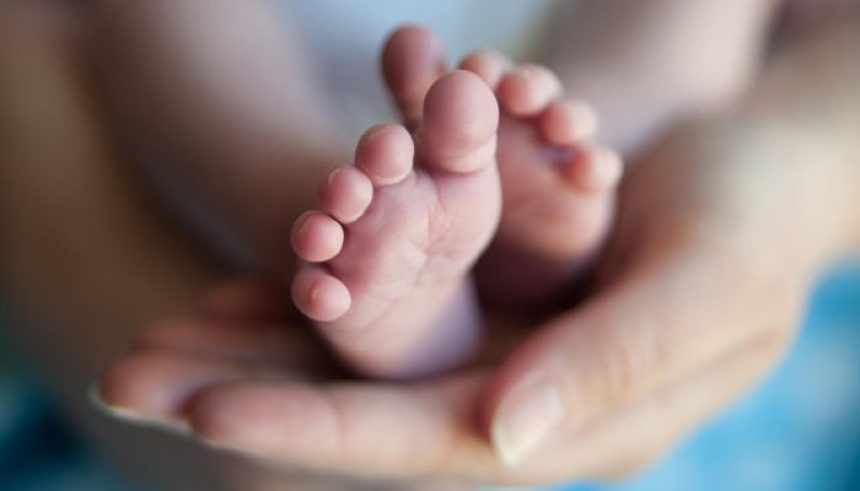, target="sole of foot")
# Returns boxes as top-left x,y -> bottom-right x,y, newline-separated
291,70 -> 501,379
